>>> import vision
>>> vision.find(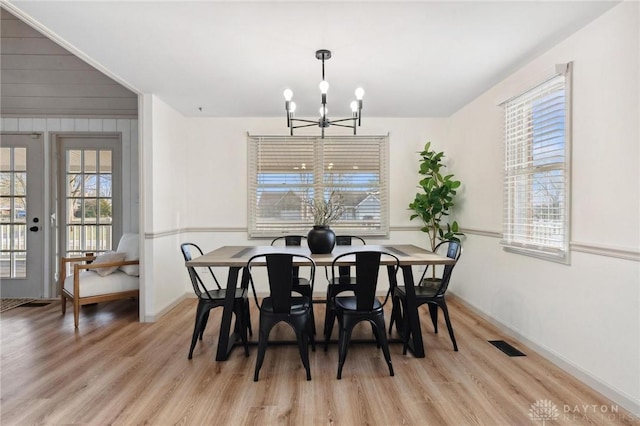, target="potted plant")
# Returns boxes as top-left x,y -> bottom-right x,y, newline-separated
409,141 -> 464,277
306,191 -> 344,253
